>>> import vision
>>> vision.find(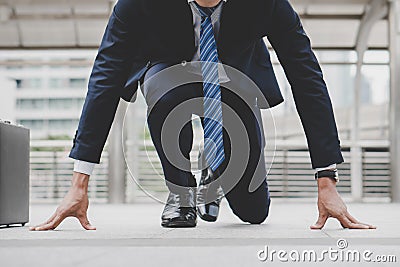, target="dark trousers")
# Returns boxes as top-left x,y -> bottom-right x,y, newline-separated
145,67 -> 271,224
